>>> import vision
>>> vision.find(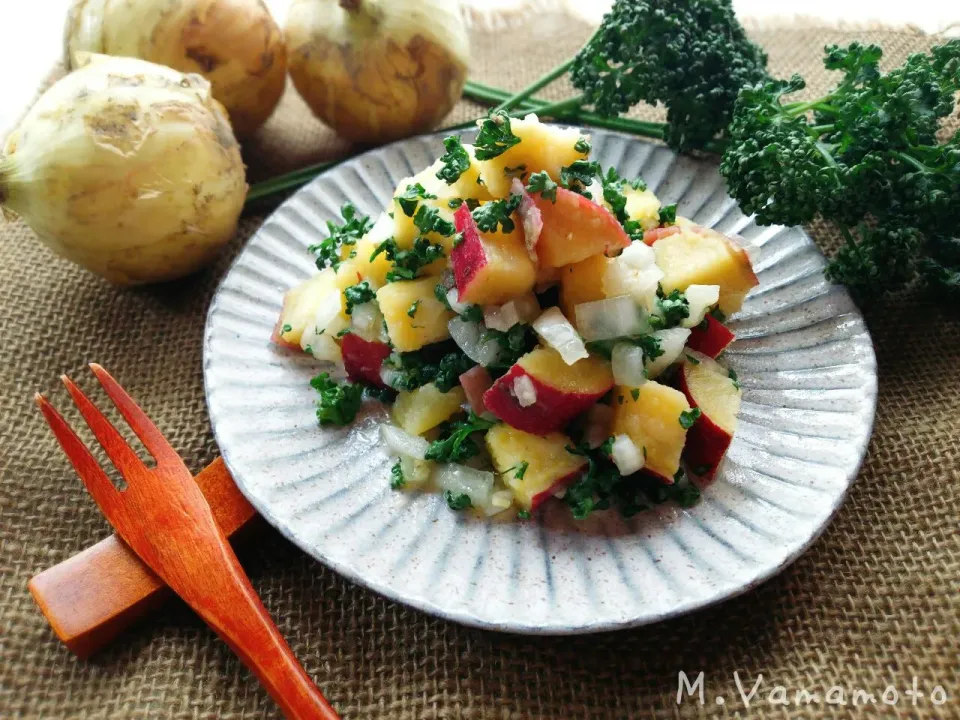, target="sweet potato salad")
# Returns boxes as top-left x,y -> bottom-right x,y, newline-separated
274,113 -> 758,520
